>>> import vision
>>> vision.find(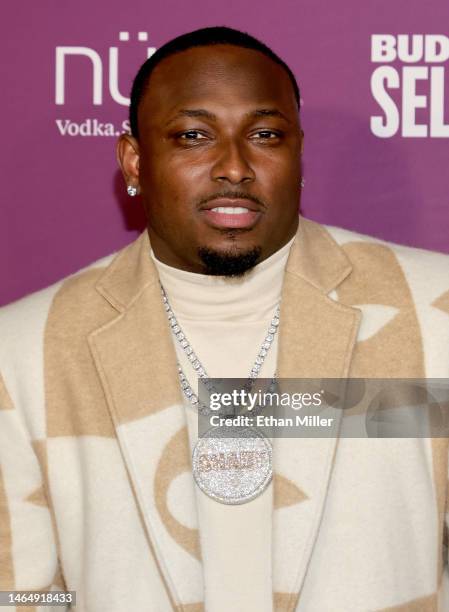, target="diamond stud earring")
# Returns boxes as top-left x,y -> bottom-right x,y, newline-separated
300,177 -> 305,188
127,185 -> 138,197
